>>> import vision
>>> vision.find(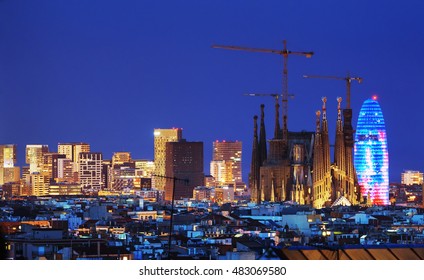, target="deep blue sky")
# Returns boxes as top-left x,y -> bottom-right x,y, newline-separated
1,1 -> 423,183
